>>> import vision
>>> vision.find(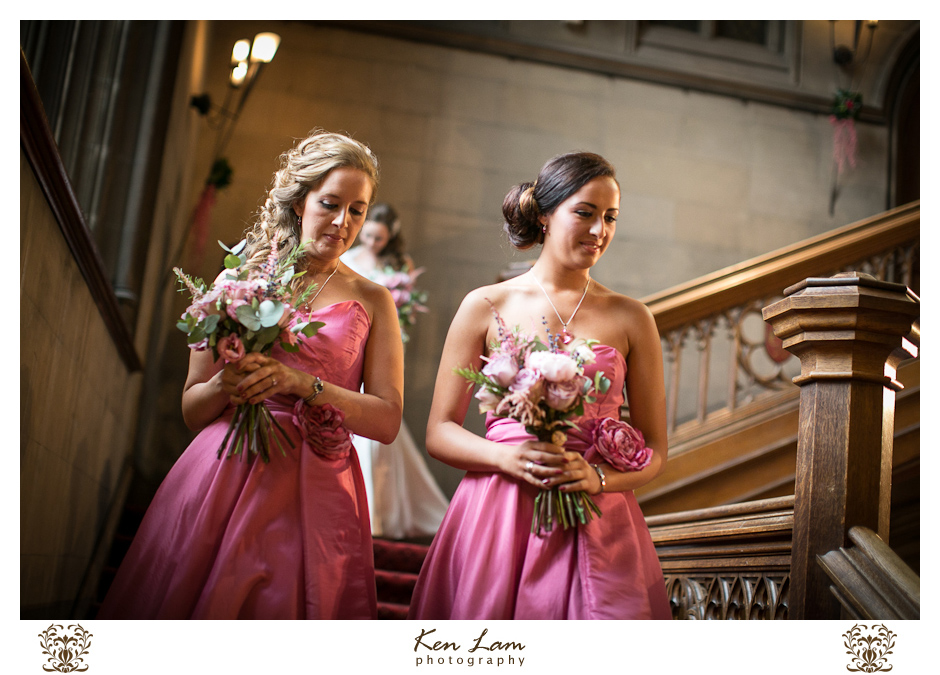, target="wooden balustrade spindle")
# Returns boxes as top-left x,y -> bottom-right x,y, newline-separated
762,272 -> 918,619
